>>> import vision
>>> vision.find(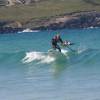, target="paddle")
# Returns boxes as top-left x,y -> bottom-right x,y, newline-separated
61,41 -> 76,52
66,45 -> 76,52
